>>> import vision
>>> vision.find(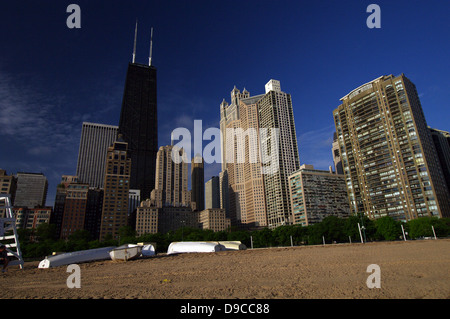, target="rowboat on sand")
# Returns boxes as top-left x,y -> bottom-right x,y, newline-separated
109,244 -> 143,261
